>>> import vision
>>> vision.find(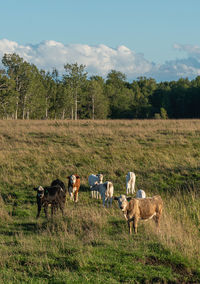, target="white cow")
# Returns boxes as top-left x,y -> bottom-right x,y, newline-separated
126,172 -> 136,195
136,189 -> 146,198
88,174 -> 103,199
91,181 -> 114,207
